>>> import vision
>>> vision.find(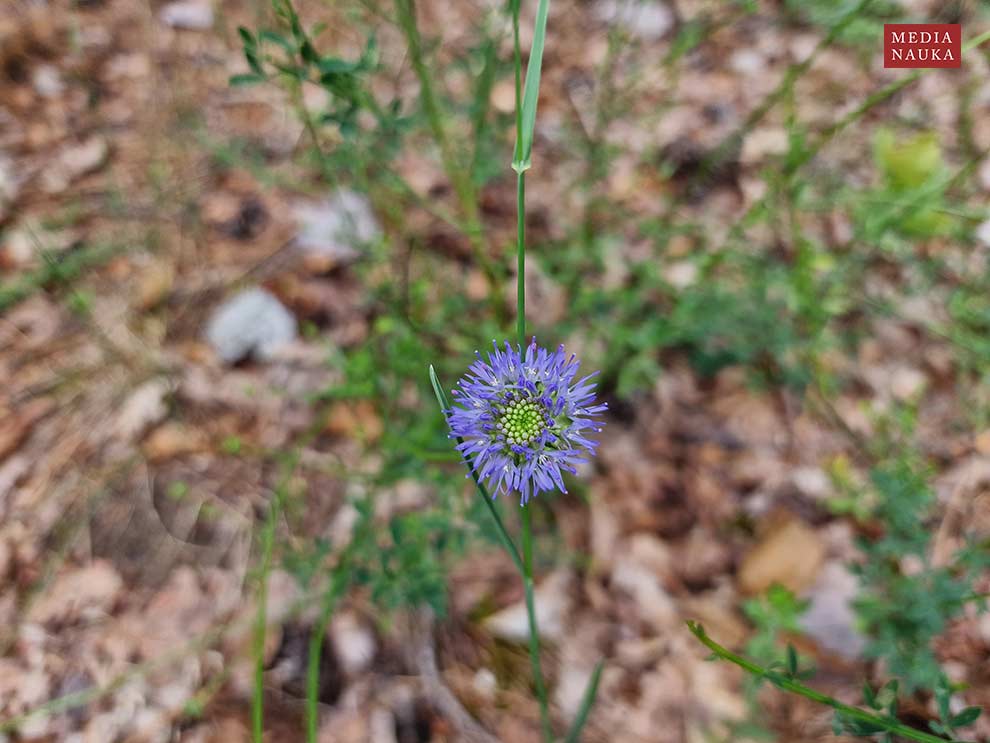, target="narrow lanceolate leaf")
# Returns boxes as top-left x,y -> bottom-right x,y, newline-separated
429,364 -> 449,411
785,644 -> 798,677
564,660 -> 604,743
429,364 -> 525,572
512,0 -> 550,173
